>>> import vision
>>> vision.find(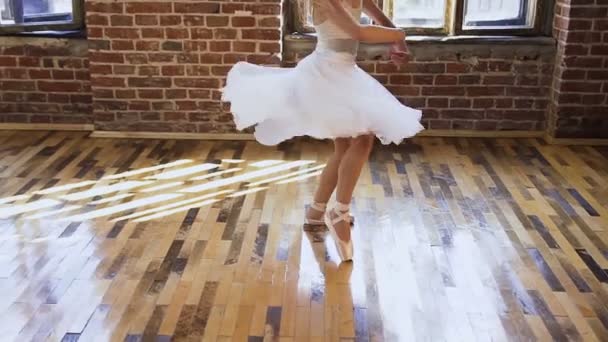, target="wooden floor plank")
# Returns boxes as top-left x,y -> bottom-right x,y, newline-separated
0,133 -> 606,341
